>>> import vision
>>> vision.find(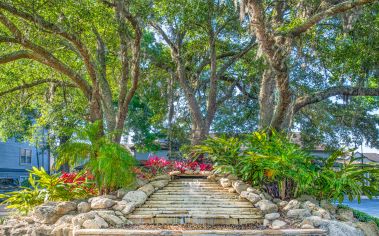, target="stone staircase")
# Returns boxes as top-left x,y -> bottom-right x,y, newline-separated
127,177 -> 263,225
